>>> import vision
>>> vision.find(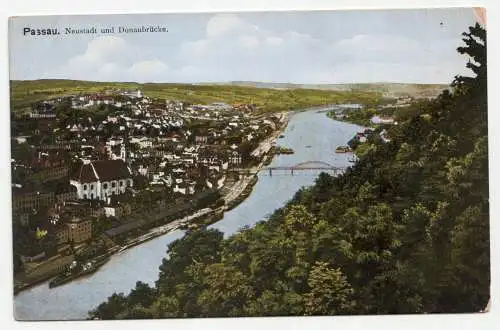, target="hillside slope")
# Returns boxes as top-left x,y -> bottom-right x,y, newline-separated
10,79 -> 382,114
